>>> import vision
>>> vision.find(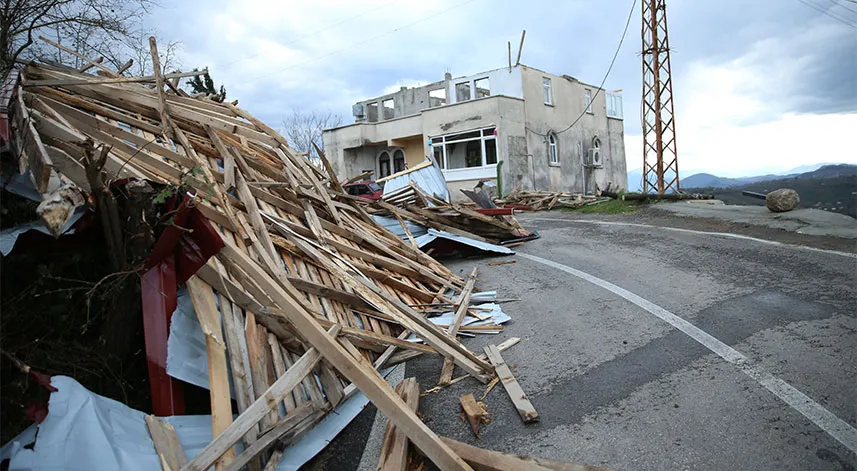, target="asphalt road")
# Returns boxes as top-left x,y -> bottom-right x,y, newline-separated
308,211 -> 857,471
